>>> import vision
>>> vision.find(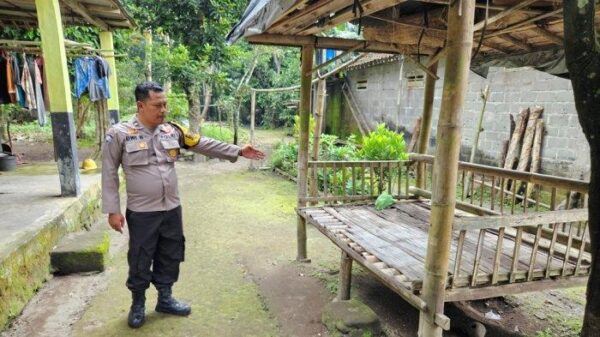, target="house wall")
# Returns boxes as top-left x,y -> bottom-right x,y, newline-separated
346,60 -> 589,179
